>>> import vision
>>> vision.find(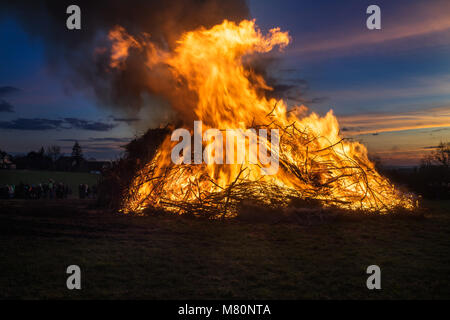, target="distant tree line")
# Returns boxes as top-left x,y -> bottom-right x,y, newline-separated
1,141 -> 109,172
